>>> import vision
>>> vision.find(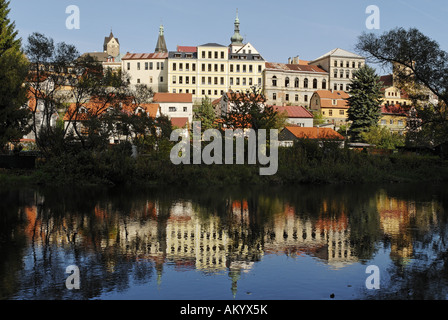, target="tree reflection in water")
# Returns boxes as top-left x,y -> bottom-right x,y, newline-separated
1,182 -> 448,300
